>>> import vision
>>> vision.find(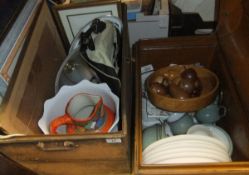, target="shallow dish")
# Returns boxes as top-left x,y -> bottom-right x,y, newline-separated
143,138 -> 229,162
143,142 -> 231,164
146,65 -> 219,112
187,124 -> 213,136
144,148 -> 230,164
143,134 -> 228,156
153,157 -> 219,164
187,124 -> 233,156
206,125 -> 233,156
38,80 -> 119,134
